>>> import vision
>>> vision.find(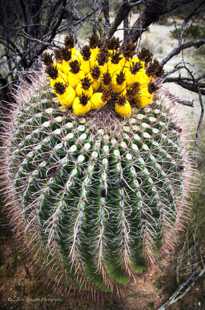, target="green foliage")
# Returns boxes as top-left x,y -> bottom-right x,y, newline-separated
172,24 -> 205,40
